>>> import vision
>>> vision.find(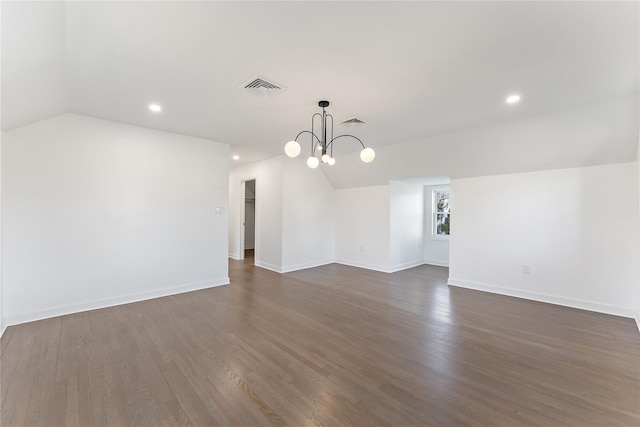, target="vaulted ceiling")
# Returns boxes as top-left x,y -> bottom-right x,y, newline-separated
2,1 -> 638,171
